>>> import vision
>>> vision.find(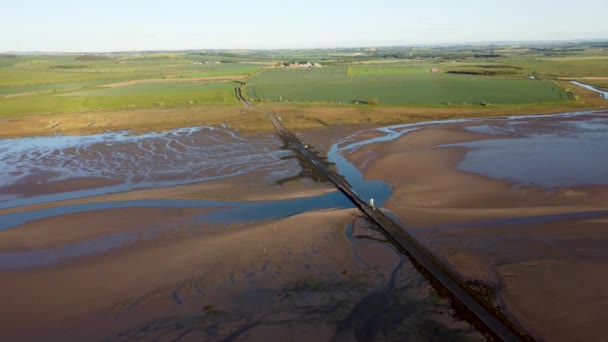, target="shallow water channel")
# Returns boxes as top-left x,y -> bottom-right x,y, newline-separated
1,110 -> 607,340
328,110 -> 607,205
0,123 -> 487,340
571,81 -> 608,99
2,110 -> 607,213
